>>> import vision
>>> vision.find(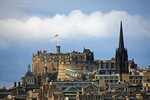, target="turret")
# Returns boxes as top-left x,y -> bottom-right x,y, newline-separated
14,82 -> 16,87
56,45 -> 60,54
